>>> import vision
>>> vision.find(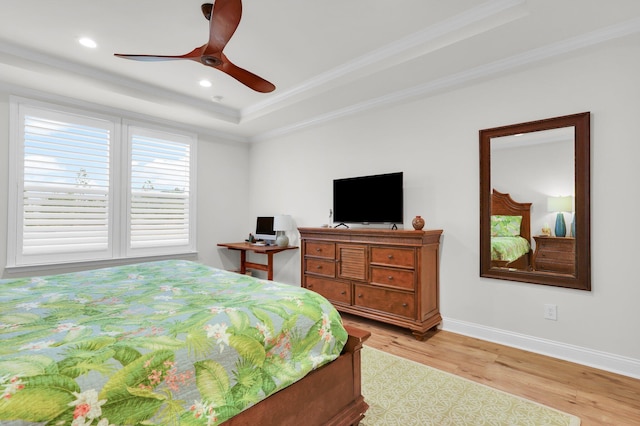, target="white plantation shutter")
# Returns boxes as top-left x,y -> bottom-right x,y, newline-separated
9,98 -> 197,269
14,108 -> 113,265
129,130 -> 192,252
